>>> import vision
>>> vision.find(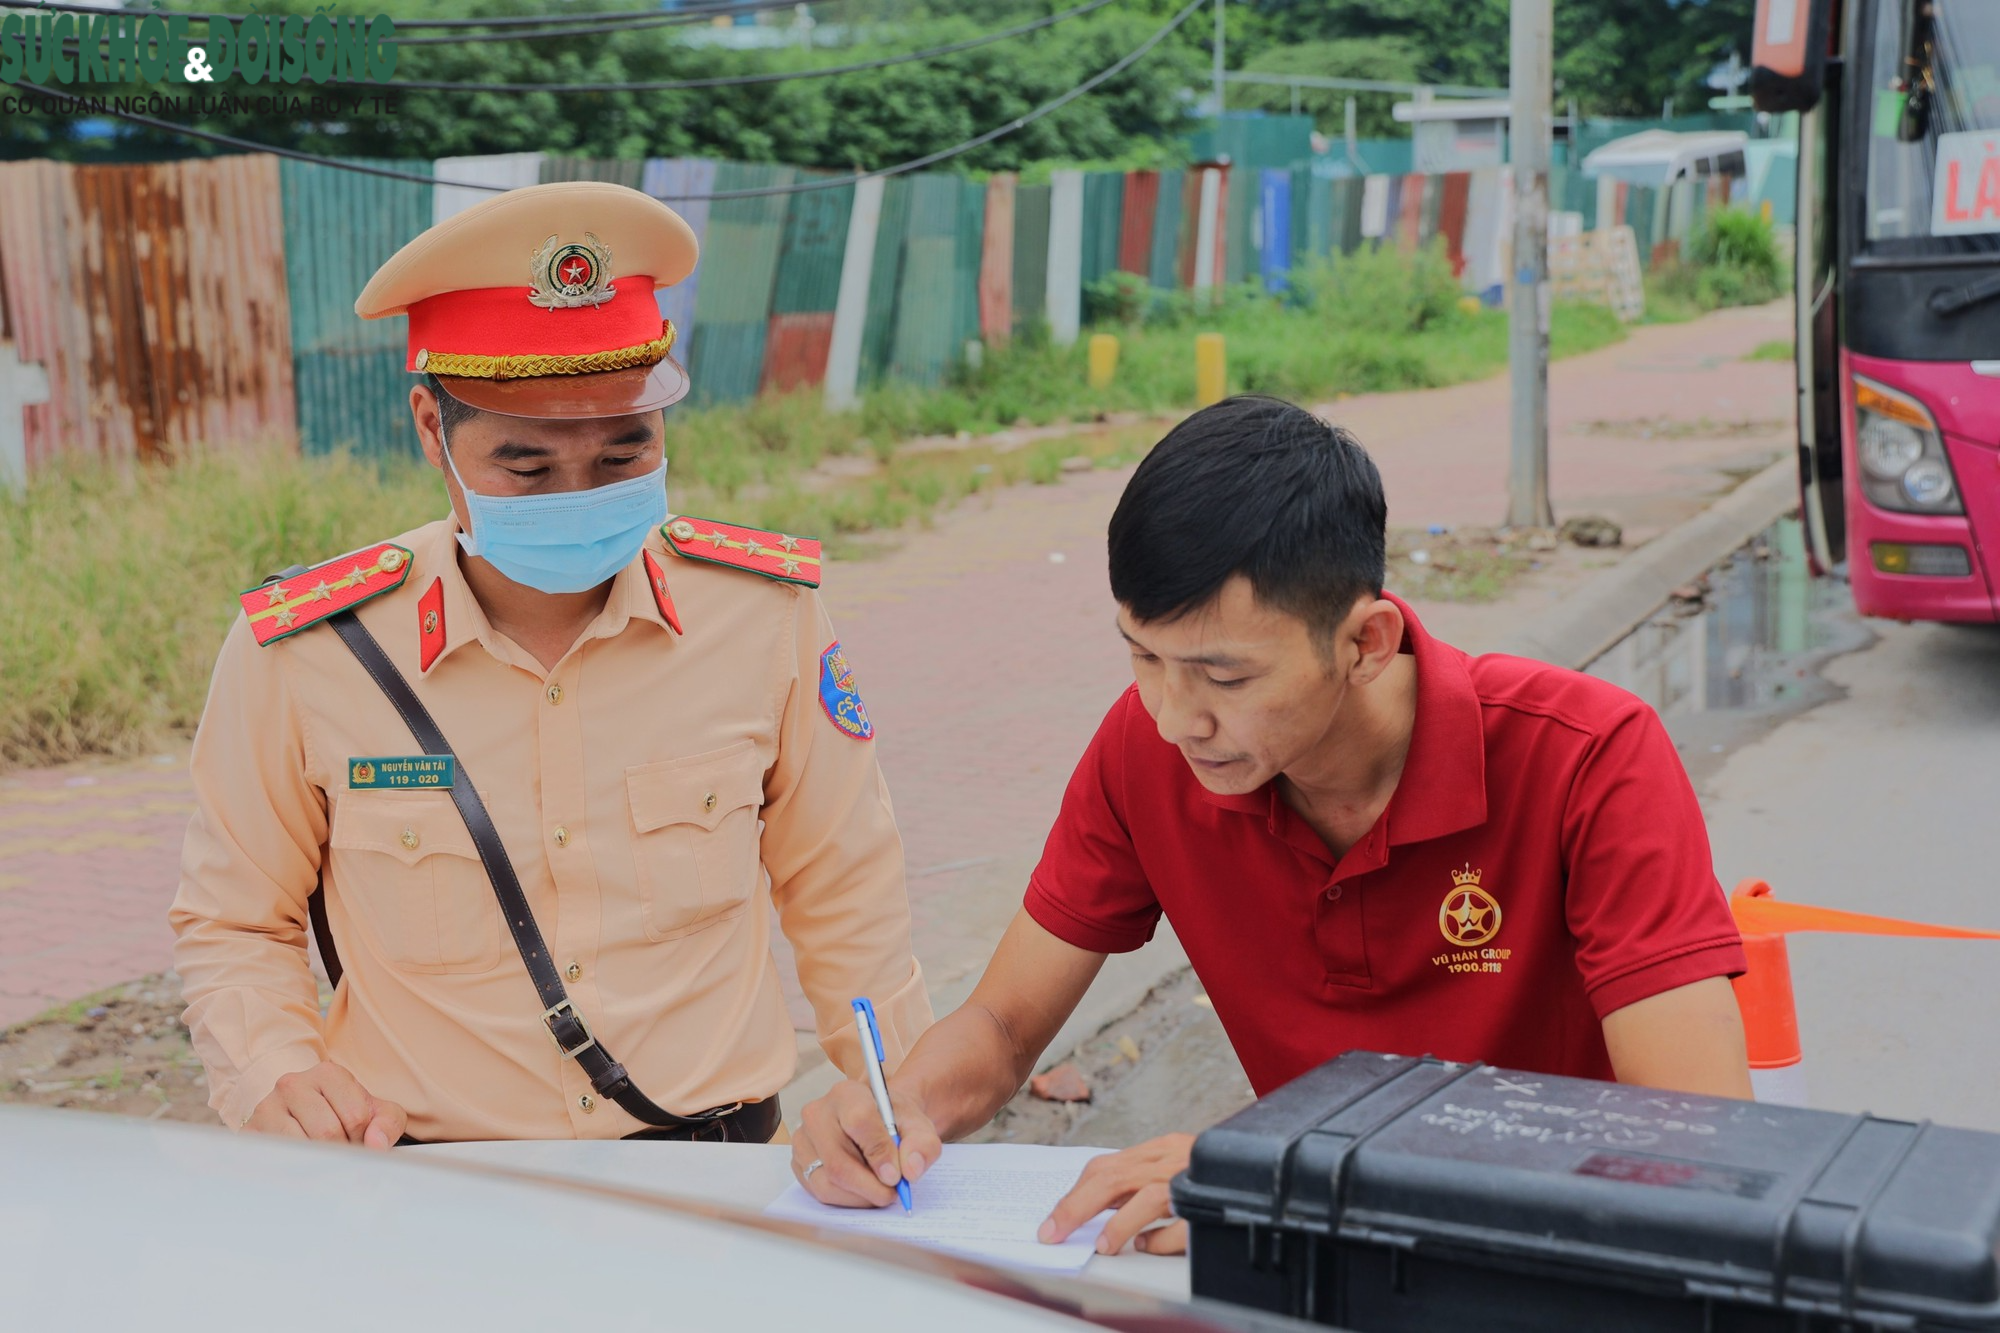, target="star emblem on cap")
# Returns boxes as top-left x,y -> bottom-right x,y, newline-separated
527,232 -> 617,310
